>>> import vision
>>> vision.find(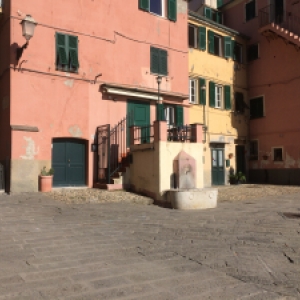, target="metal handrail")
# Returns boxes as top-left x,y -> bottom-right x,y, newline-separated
259,4 -> 300,36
